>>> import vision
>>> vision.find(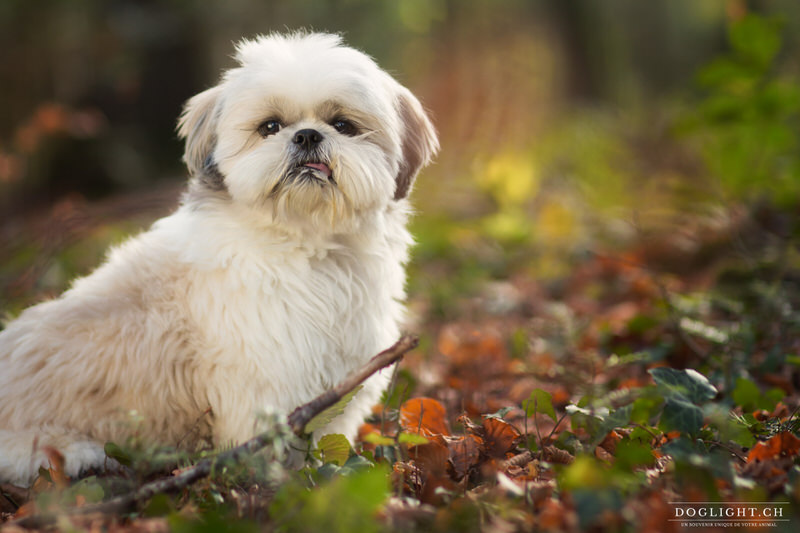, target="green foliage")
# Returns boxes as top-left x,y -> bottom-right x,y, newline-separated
269,465 -> 390,533
649,367 -> 717,435
168,510 -> 259,533
397,432 -> 430,446
613,438 -> 655,472
685,14 -> 800,206
313,434 -> 351,466
649,367 -> 718,404
523,388 -> 556,422
103,441 -> 133,467
592,405 -> 633,450
732,377 -> 770,412
305,385 -> 363,435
